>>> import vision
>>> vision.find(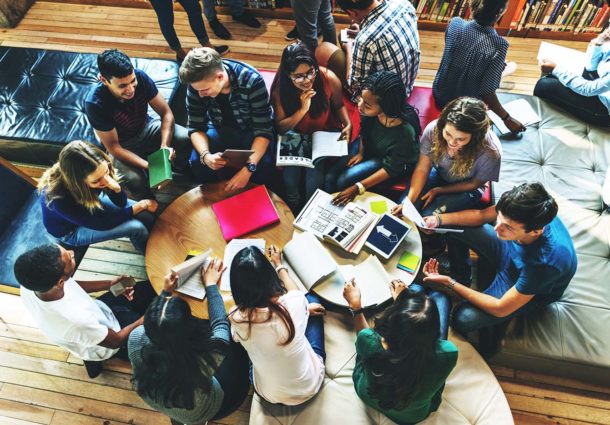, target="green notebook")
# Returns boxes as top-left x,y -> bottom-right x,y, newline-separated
397,250 -> 420,273
148,148 -> 172,189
